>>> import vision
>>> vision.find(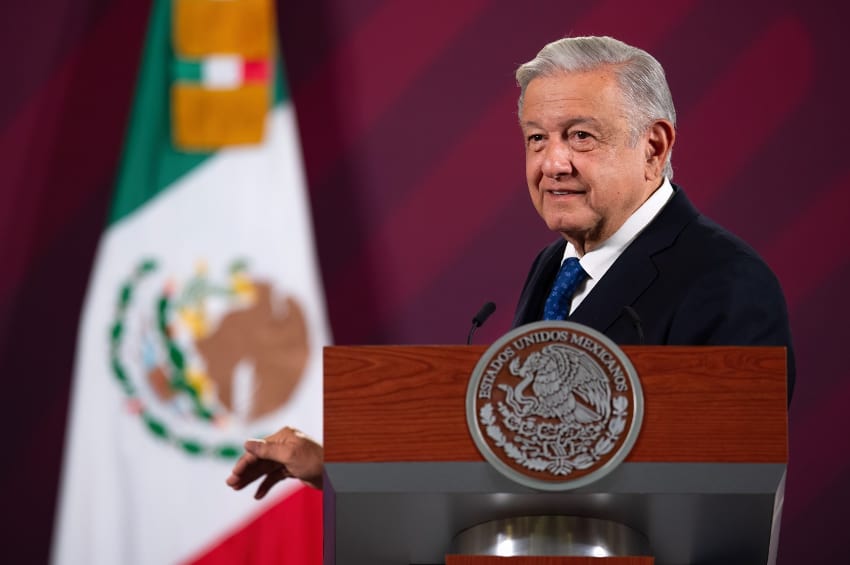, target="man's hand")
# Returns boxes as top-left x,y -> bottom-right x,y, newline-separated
226,426 -> 324,498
